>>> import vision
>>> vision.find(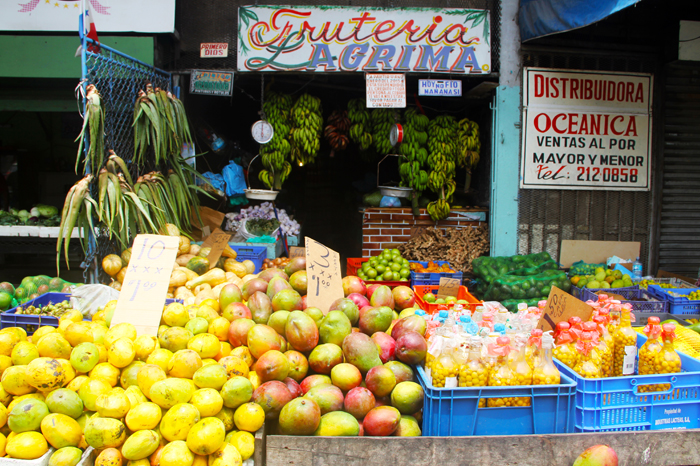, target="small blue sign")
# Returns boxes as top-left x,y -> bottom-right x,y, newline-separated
418,79 -> 462,97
